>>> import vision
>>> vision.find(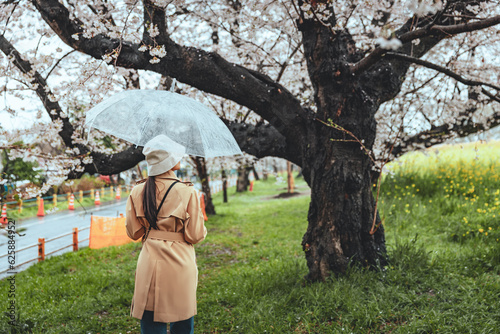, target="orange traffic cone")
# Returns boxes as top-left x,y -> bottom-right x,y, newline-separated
115,186 -> 121,200
249,180 -> 254,192
1,204 -> 7,224
95,191 -> 101,205
199,192 -> 208,221
37,198 -> 45,217
68,194 -> 75,210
